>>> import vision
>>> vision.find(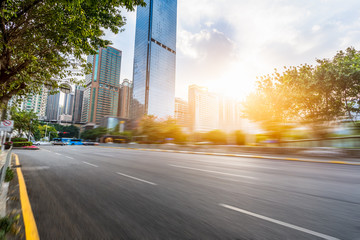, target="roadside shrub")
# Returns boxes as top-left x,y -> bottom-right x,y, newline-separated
10,138 -> 27,142
5,168 -> 14,182
12,142 -> 32,147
